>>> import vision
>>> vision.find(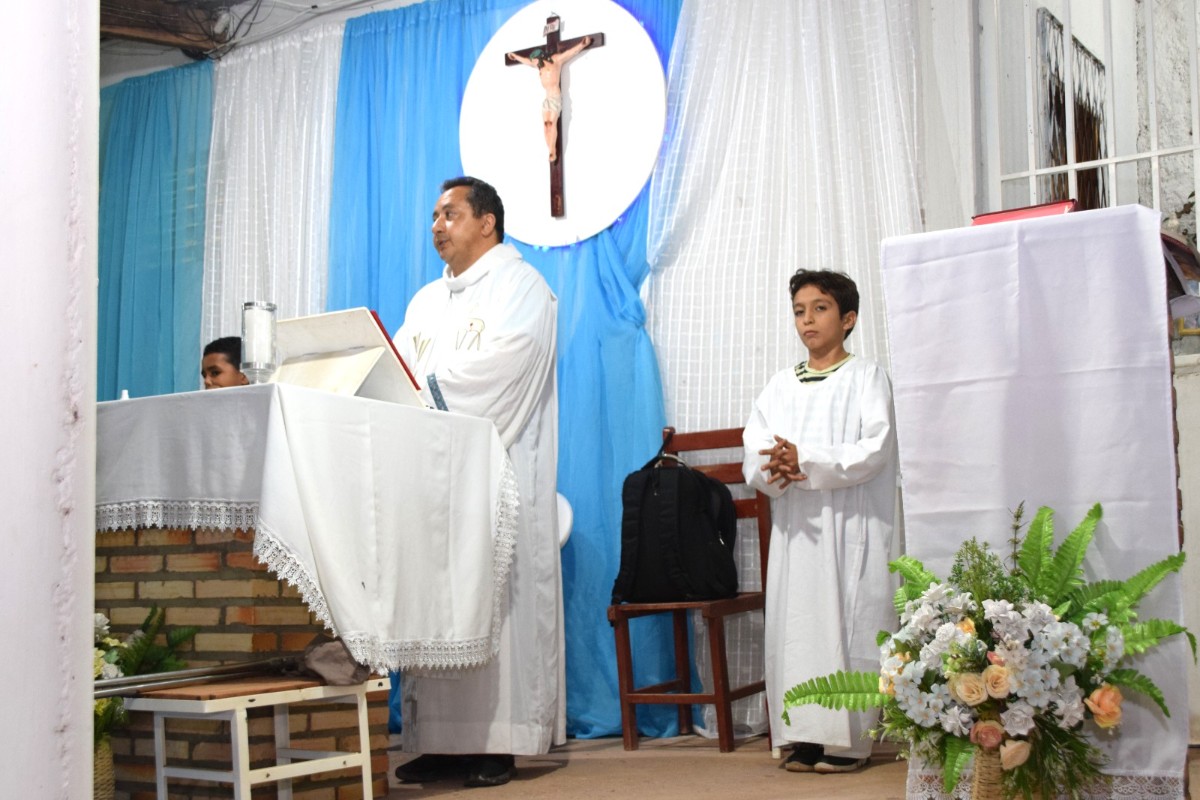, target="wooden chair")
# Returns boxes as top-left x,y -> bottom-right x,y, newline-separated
606,426 -> 772,752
